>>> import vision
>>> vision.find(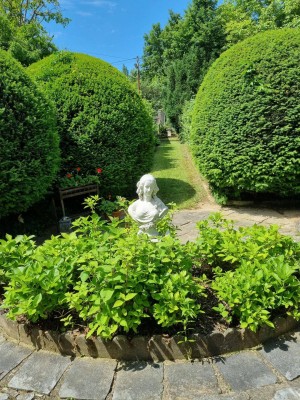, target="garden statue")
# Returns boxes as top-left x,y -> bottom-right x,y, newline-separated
128,174 -> 168,237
